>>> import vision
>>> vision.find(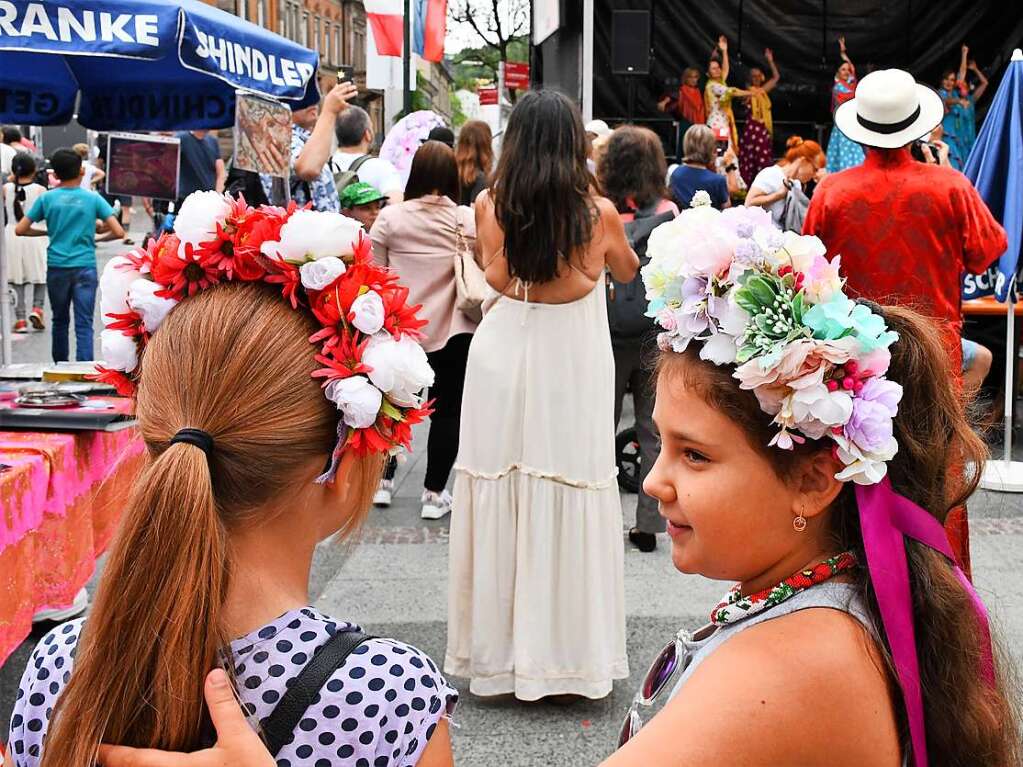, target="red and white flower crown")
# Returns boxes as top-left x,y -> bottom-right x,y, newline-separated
95,191 -> 434,483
